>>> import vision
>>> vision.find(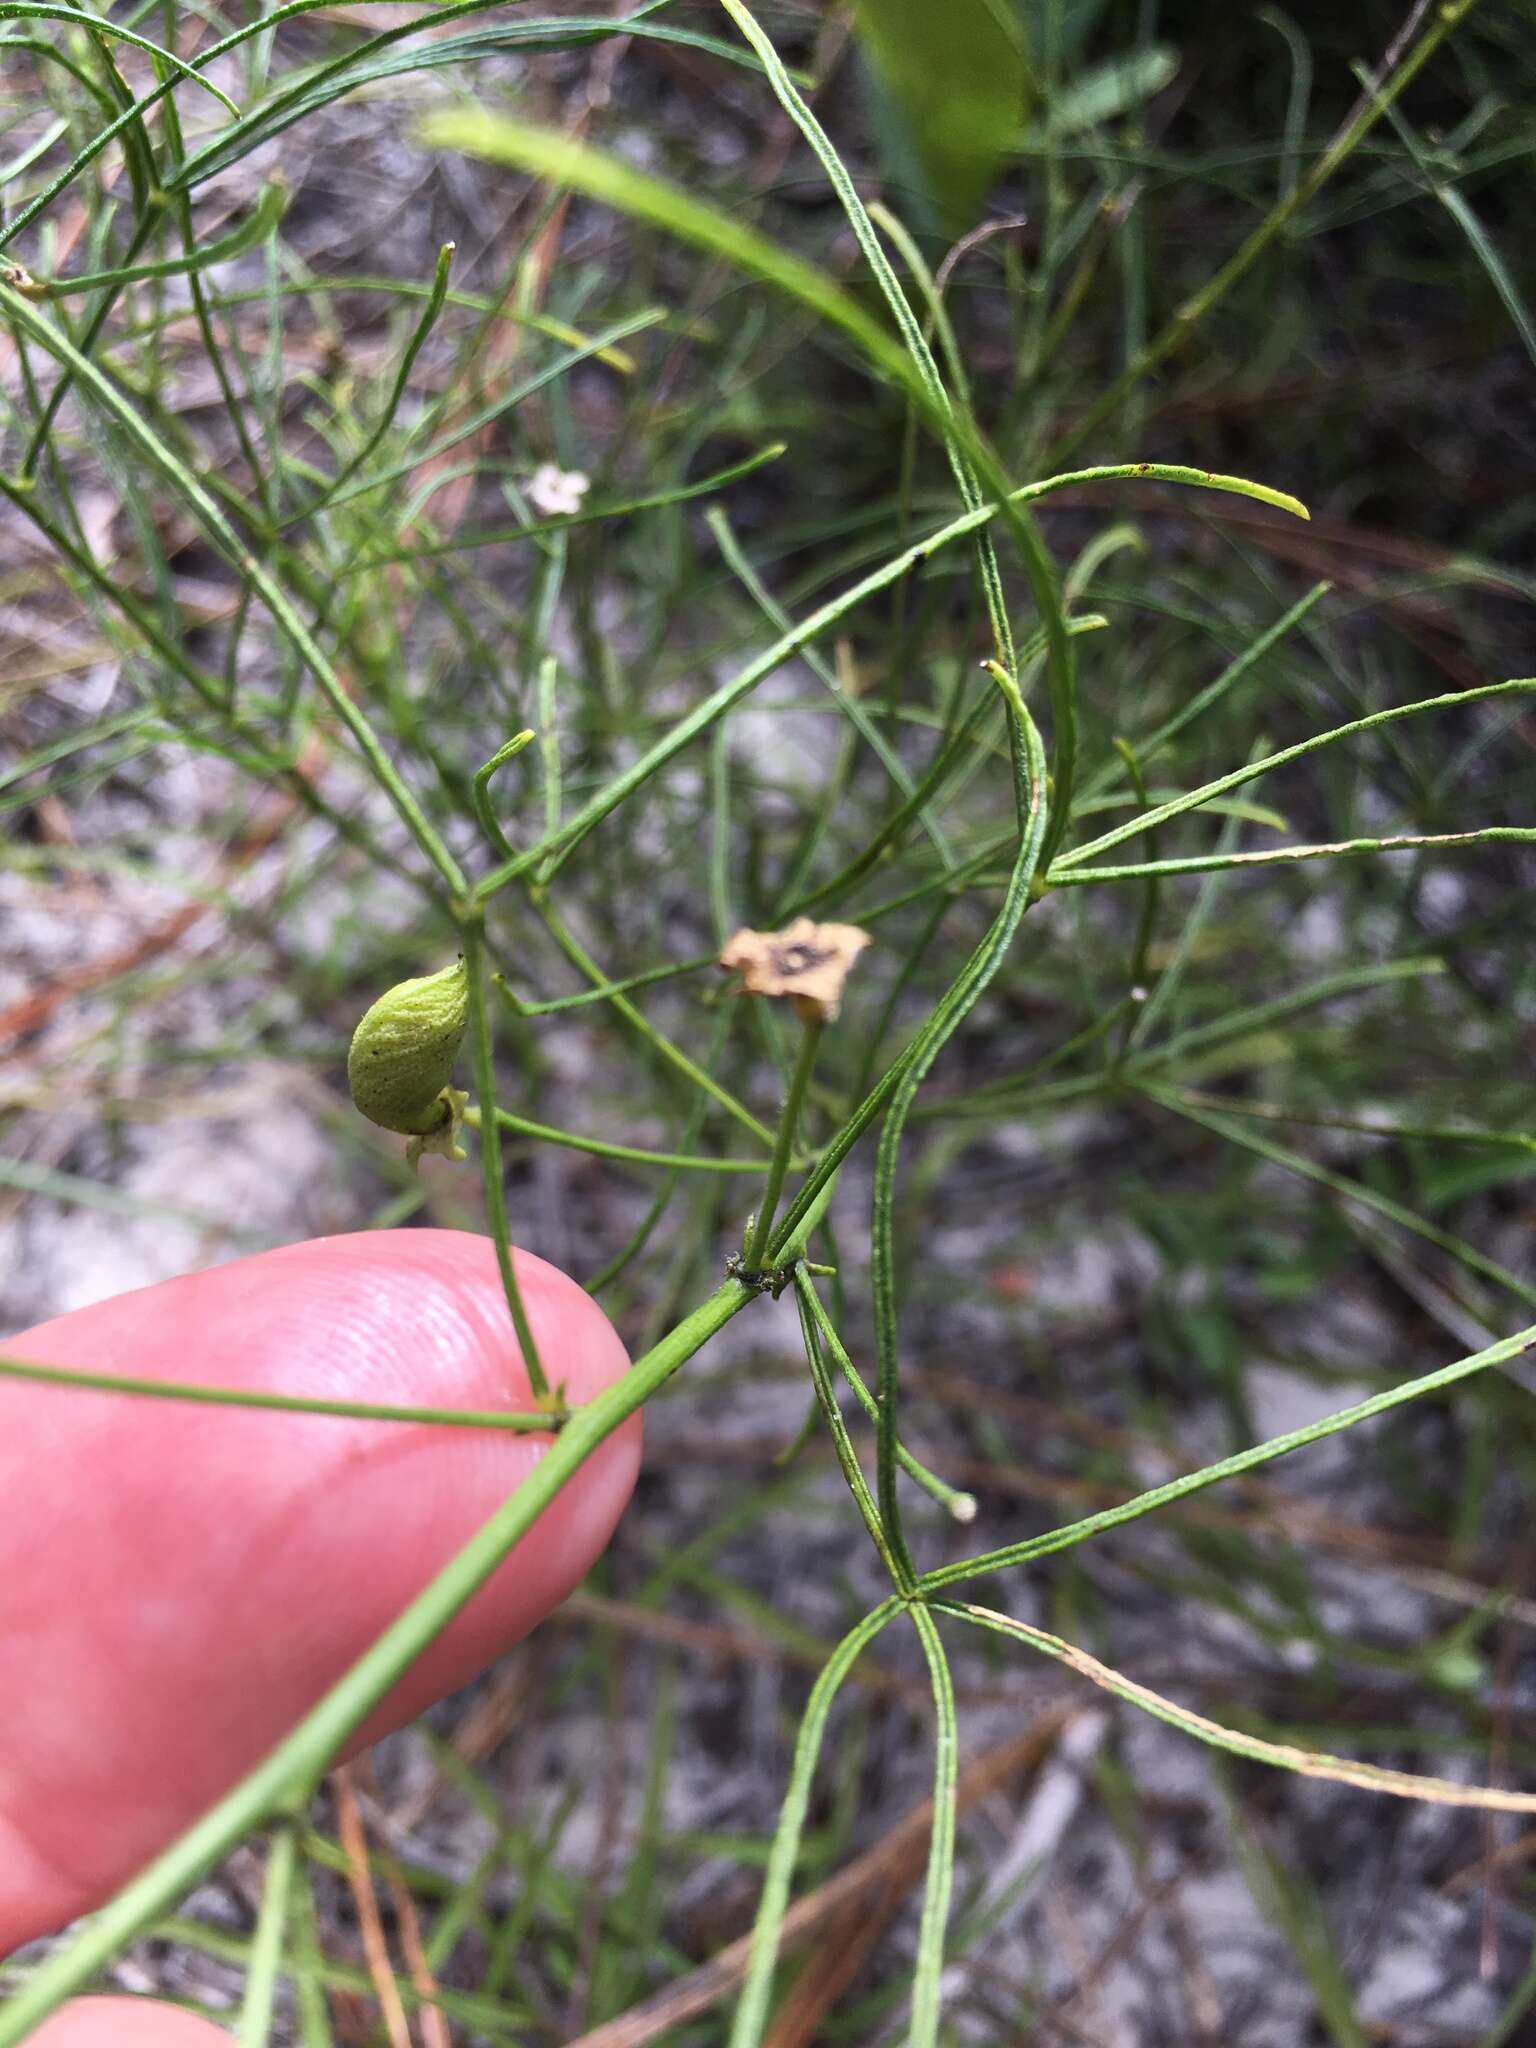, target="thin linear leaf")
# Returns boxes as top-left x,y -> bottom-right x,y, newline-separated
920,1318 -> 1536,1593
417,108 -> 921,397
0,1354 -> 559,1432
1053,679 -> 1536,874
1051,823 -> 1536,887
943,1600 -> 1536,1812
728,1599 -> 904,2048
